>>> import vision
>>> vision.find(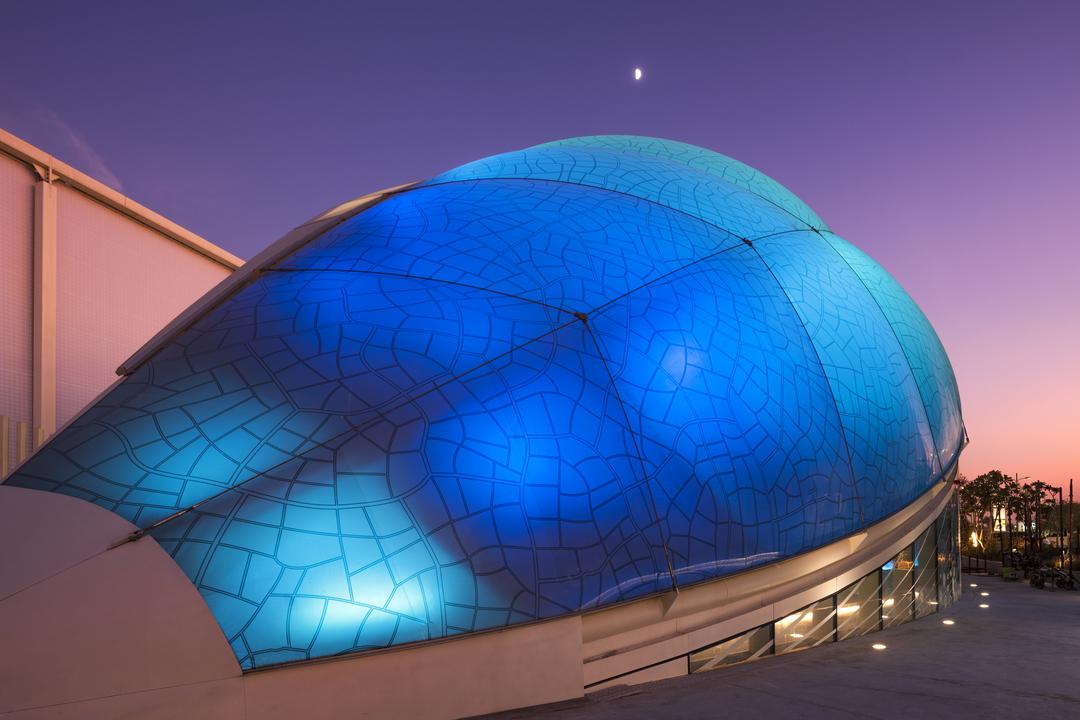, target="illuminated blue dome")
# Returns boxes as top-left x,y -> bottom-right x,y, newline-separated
5,136 -> 963,669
